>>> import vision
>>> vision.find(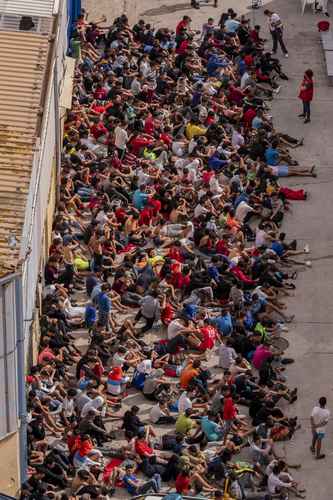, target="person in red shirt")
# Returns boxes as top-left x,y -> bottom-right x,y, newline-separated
144,112 -> 155,135
168,241 -> 184,263
139,206 -> 153,226
228,83 -> 244,105
298,69 -> 313,124
243,107 -> 256,128
176,15 -> 191,36
134,433 -> 155,458
223,393 -> 238,436
198,325 -> 218,352
175,470 -> 191,494
130,133 -> 154,155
